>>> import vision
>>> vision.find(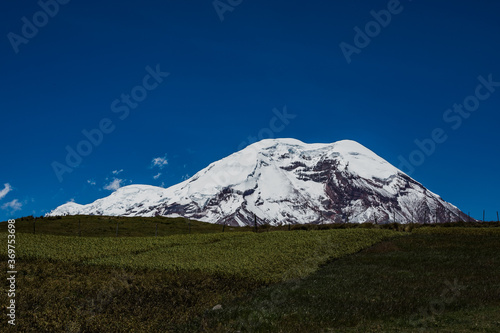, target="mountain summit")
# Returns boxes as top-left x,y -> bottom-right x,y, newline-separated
48,139 -> 469,226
